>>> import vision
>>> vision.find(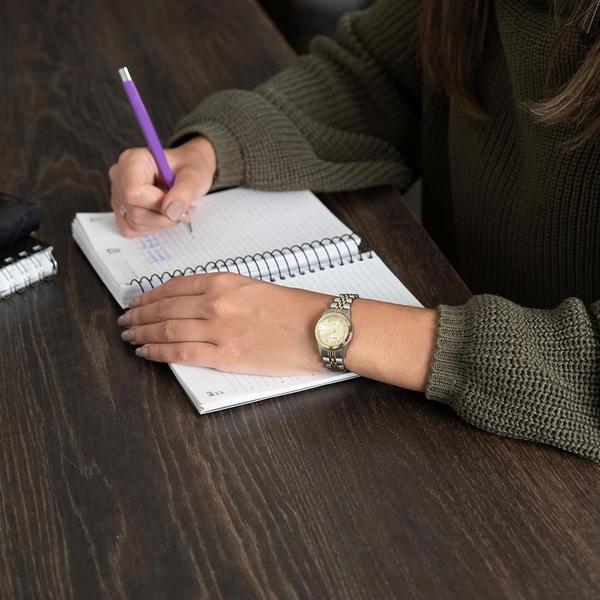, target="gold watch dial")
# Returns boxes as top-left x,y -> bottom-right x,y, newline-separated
315,312 -> 352,350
